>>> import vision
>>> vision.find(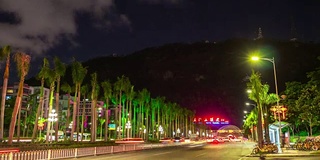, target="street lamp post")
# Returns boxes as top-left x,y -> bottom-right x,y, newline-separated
125,121 -> 131,138
251,56 -> 282,153
48,109 -> 58,142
